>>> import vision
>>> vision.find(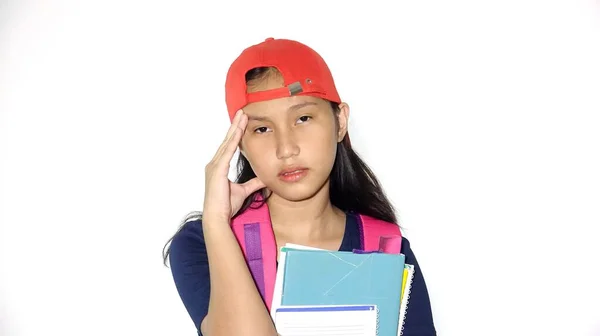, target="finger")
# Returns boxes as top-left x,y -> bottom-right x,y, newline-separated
223,109 -> 243,141
215,113 -> 248,167
241,177 -> 266,196
211,110 -> 243,163
218,109 -> 243,153
217,113 -> 246,162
